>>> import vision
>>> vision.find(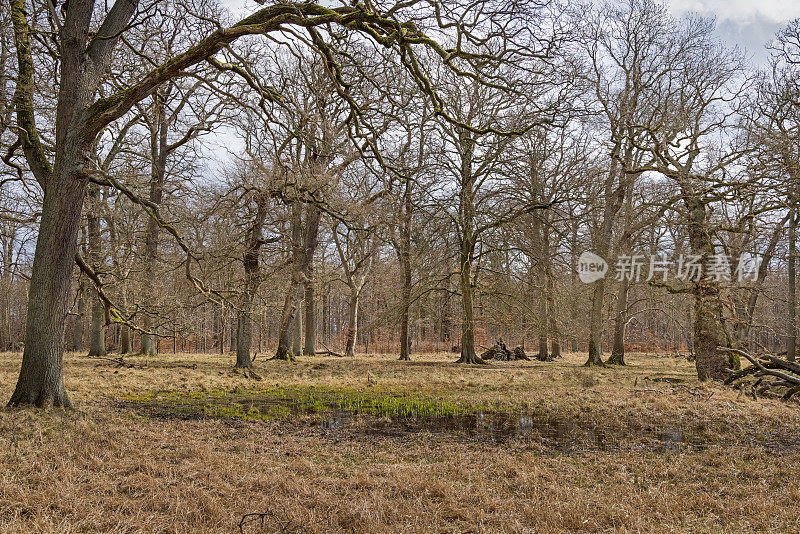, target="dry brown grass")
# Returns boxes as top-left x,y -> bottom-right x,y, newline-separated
1,350 -> 799,533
